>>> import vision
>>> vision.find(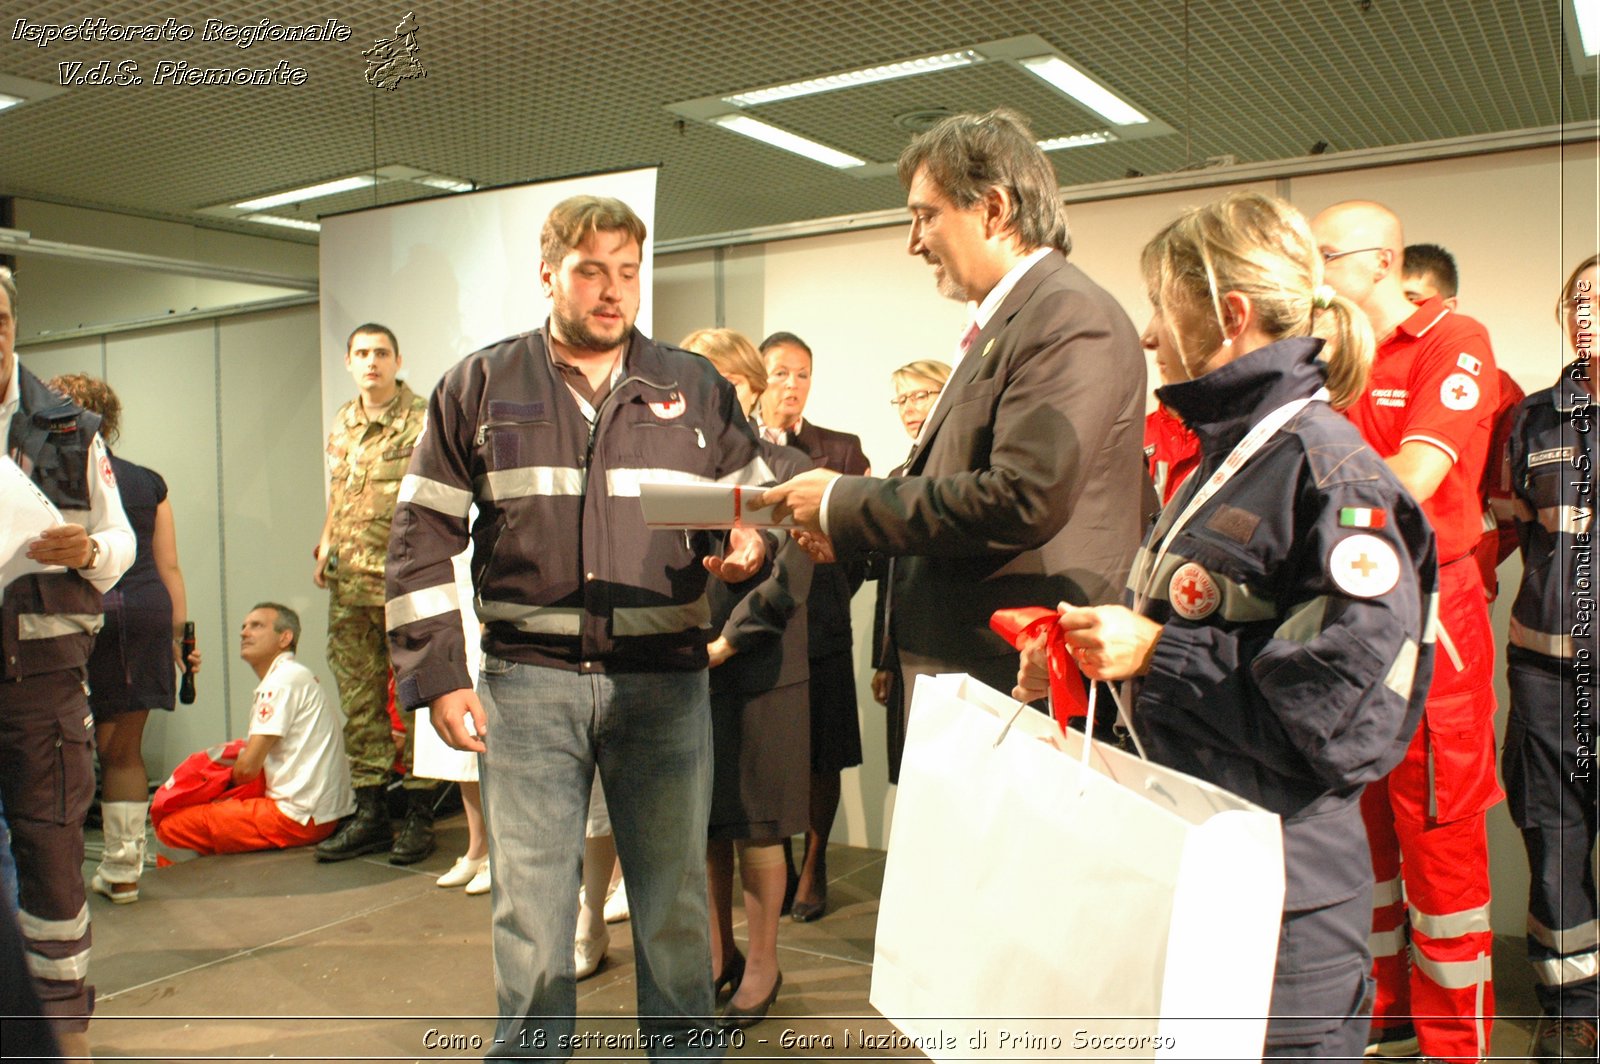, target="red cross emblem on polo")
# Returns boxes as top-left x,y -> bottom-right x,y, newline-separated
1439,372 -> 1479,411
